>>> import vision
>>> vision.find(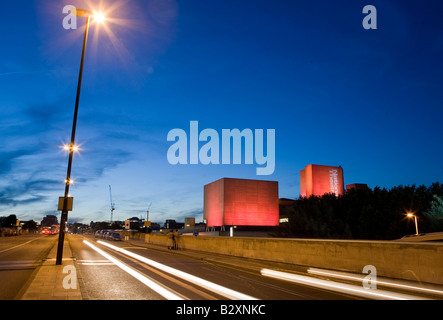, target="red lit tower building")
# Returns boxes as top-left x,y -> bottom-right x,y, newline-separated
203,178 -> 279,228
300,164 -> 344,197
